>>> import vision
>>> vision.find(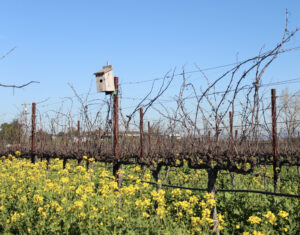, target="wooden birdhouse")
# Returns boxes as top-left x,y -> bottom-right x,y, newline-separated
94,65 -> 115,93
